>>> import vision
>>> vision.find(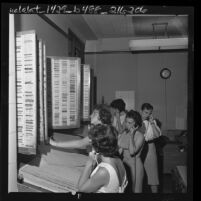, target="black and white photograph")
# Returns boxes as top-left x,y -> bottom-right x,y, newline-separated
1,3 -> 194,201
